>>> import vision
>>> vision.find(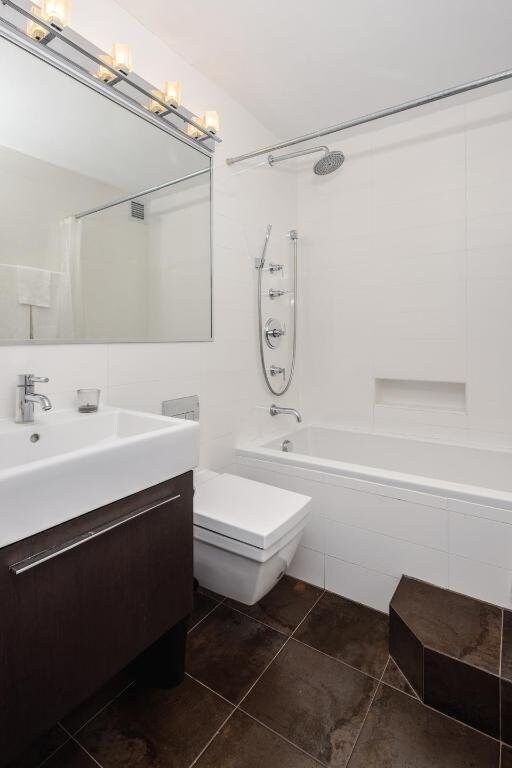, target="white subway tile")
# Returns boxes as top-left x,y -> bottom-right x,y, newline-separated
287,546 -> 325,588
325,555 -> 398,613
449,555 -> 512,609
